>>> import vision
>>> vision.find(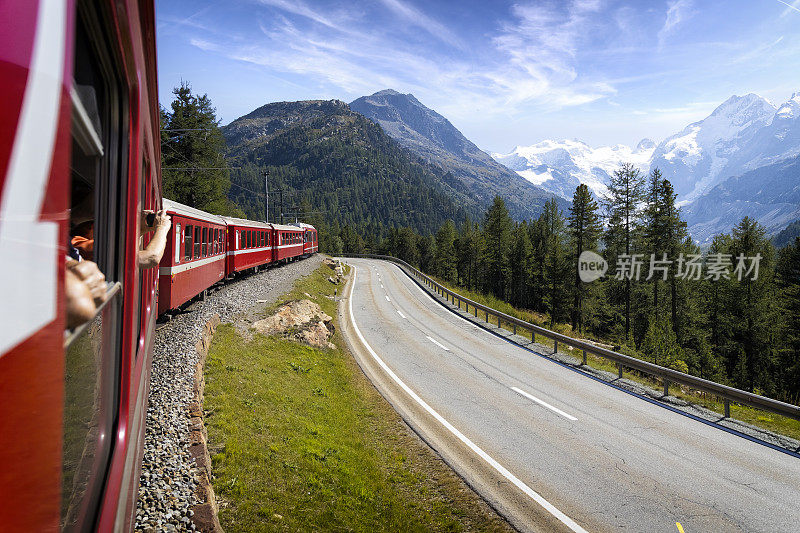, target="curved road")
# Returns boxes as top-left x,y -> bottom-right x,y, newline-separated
339,258 -> 800,533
